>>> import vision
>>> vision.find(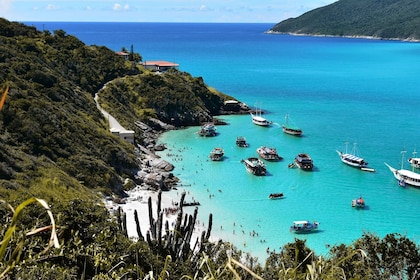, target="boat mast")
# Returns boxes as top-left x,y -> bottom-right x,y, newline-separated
412,148 -> 417,172
401,149 -> 406,170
